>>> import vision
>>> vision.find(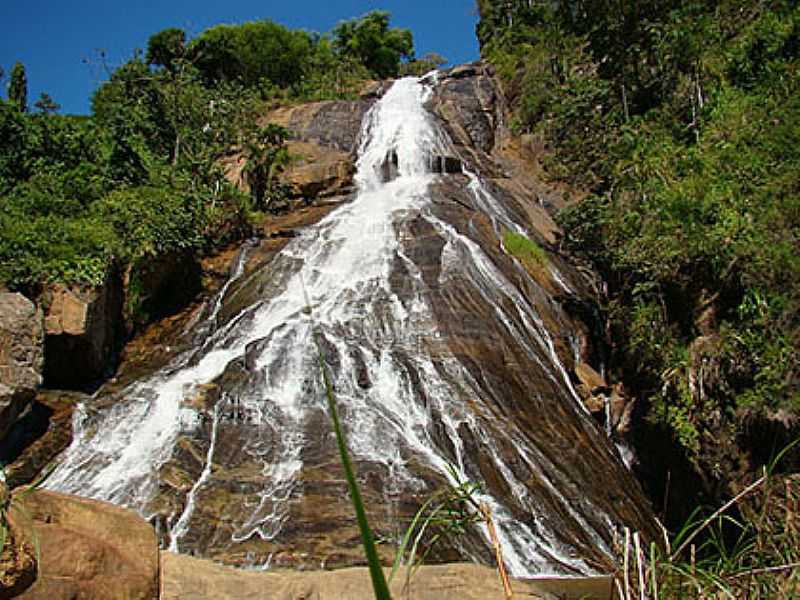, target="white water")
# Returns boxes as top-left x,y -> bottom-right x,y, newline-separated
47,77 -> 621,575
